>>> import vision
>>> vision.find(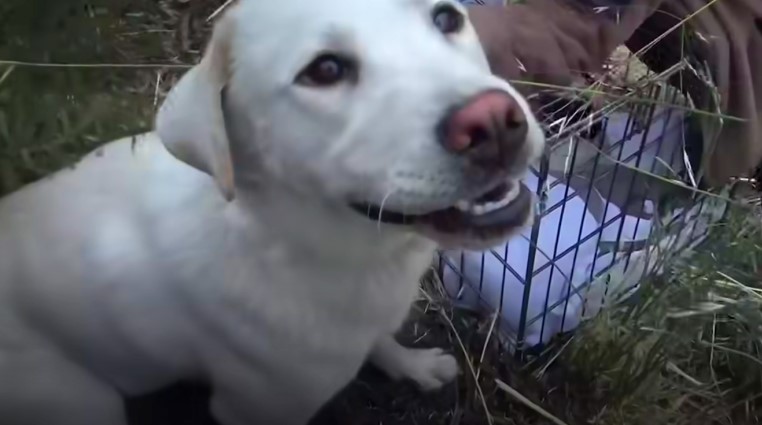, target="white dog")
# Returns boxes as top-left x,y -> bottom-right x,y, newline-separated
0,0 -> 544,424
